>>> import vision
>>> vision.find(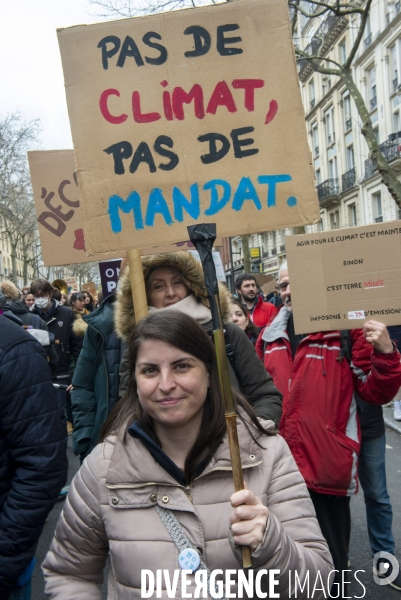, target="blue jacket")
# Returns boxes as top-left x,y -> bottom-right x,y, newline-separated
71,296 -> 125,461
0,315 -> 67,598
